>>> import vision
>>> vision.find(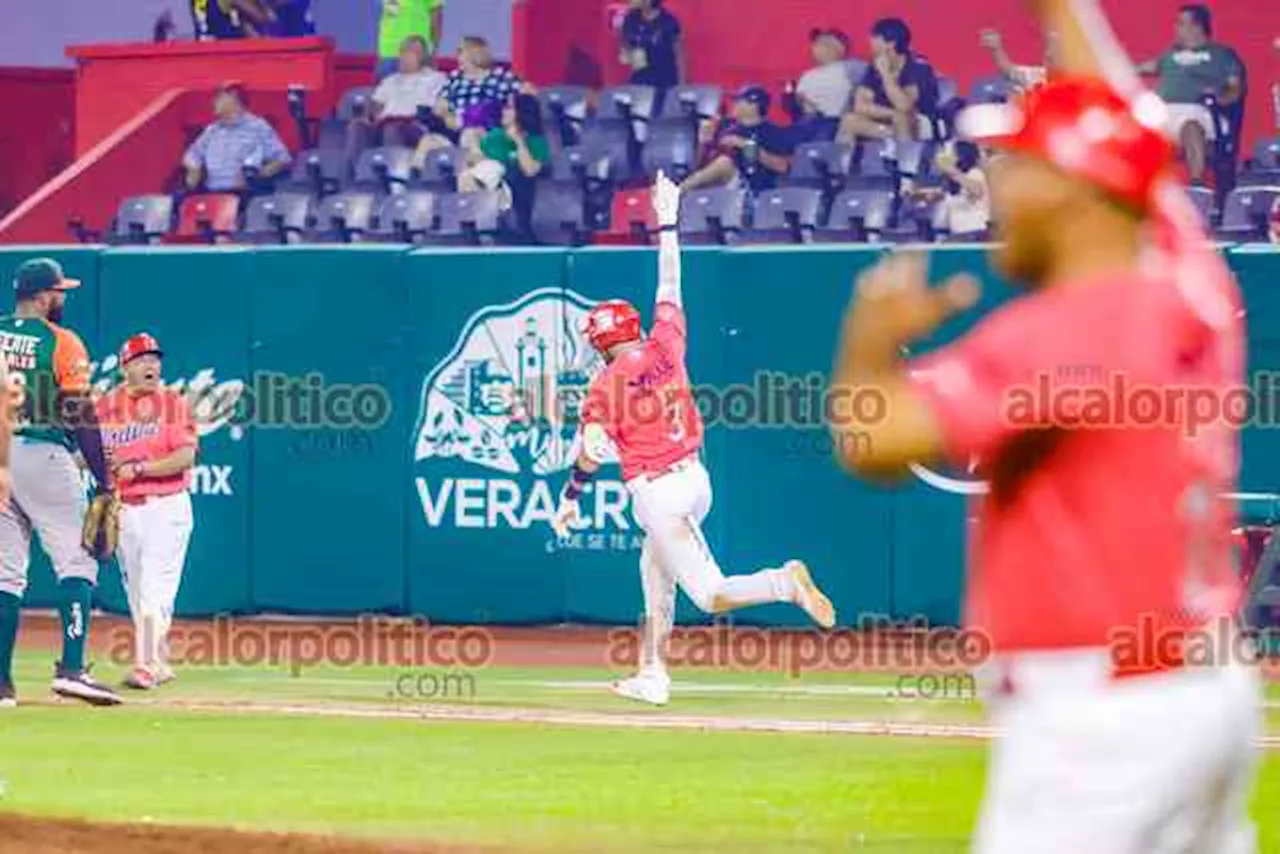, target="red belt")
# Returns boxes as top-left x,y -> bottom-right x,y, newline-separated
119,491 -> 184,506
635,453 -> 699,483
